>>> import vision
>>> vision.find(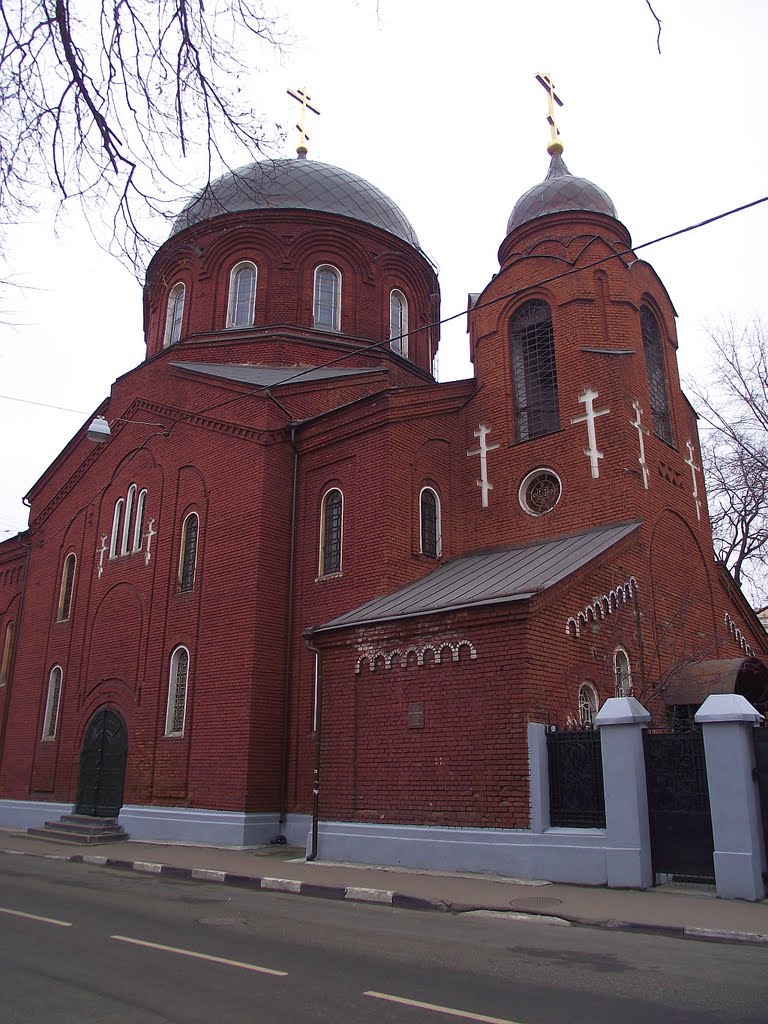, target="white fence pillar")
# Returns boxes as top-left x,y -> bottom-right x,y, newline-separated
695,694 -> 766,901
595,697 -> 653,889
527,723 -> 550,833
